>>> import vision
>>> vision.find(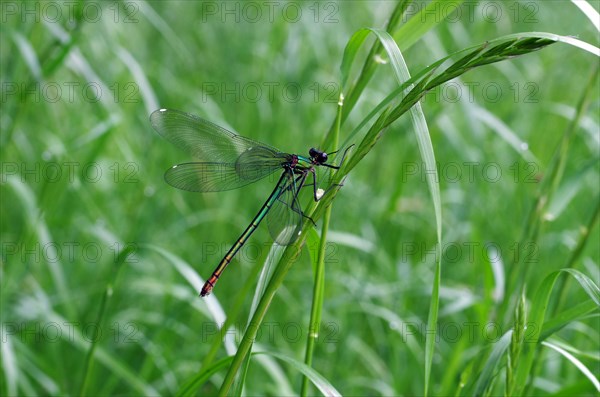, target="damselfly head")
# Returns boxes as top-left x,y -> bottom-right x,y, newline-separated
309,148 -> 328,164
